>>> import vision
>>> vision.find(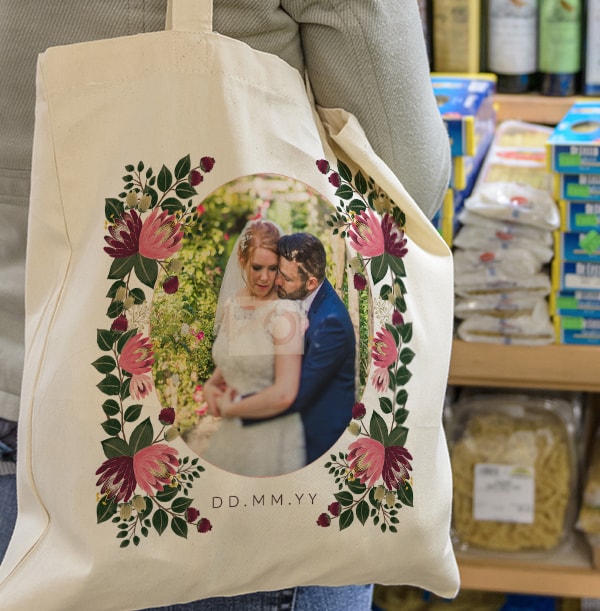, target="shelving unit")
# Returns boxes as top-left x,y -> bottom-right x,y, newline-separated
447,94 -> 600,599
